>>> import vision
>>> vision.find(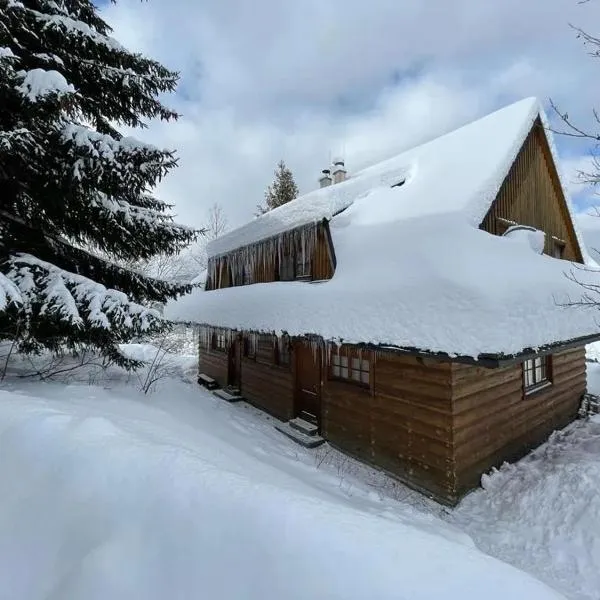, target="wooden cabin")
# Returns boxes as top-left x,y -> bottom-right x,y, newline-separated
167,98 -> 600,506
